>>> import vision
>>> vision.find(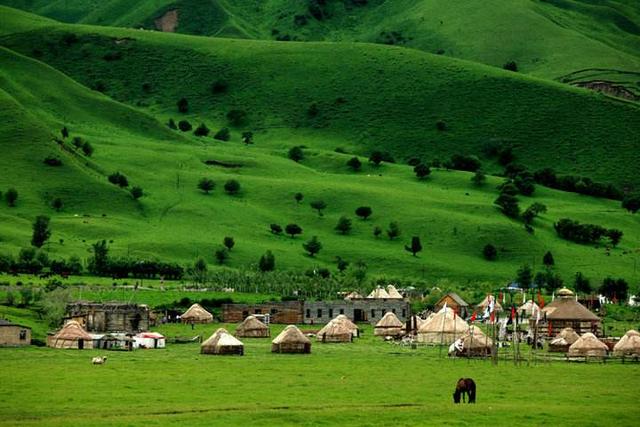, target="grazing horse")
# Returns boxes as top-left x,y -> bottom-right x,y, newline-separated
453,378 -> 476,403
